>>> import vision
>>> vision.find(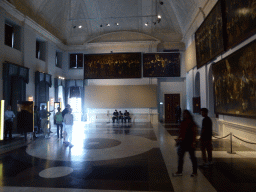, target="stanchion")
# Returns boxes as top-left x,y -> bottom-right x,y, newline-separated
227,132 -> 236,154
